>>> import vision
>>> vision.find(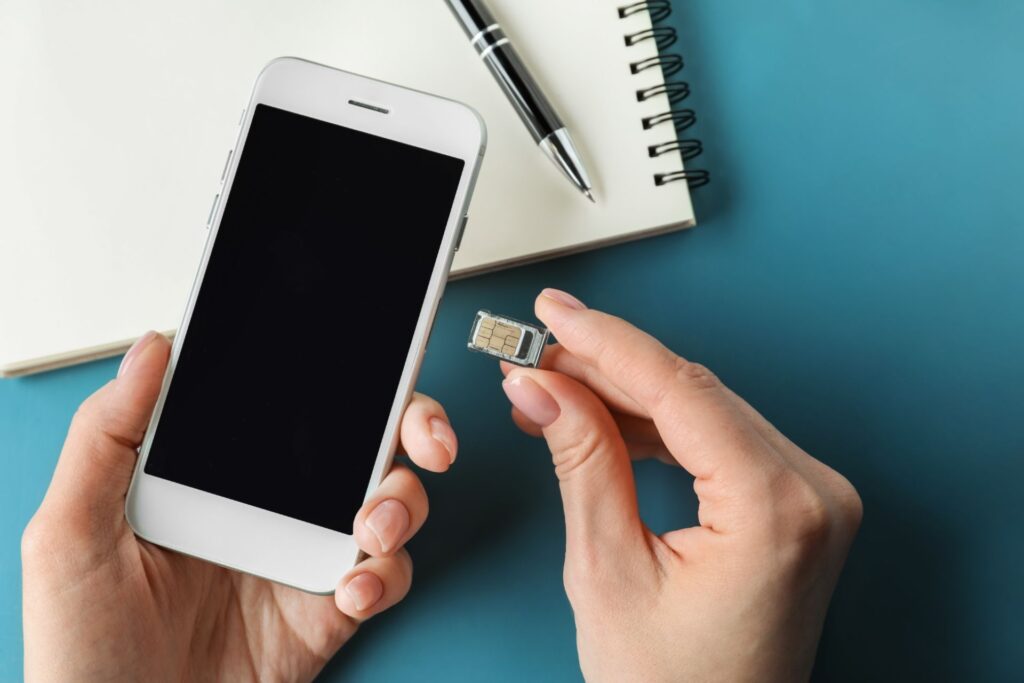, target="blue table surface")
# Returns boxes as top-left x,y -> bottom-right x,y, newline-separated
3,1 -> 1023,680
